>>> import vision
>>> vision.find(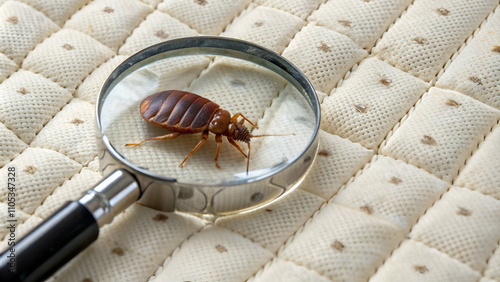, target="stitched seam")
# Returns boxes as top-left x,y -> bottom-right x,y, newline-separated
453,118 -> 499,204
6,148 -> 81,216
474,118 -> 500,280
0,215 -> 44,242
111,2 -> 161,54
157,9 -> 201,34
220,1 -> 255,35
28,138 -> 96,166
249,257 -> 336,282
183,1 -> 256,95
118,9 -> 172,56
20,28 -> 115,90
245,153 -> 377,282
15,0 -> 95,71
61,2 -> 158,53
328,0 -> 416,95
436,4 -> 500,83
378,87 -> 499,186
33,164 -> 86,220
147,223 -> 208,281
22,0 -> 92,28
409,238 -> 485,277
276,0 -> 327,56
368,181 -> 452,281
386,239 -> 483,281
0,117 -> 29,149
26,35 -> 114,144
370,0 -> 416,53
0,60 -> 19,84
481,238 -> 500,280
453,113 -> 500,186
376,85 -> 430,151
2,4 -> 60,65
73,54 -> 126,102
146,224 -> 274,281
